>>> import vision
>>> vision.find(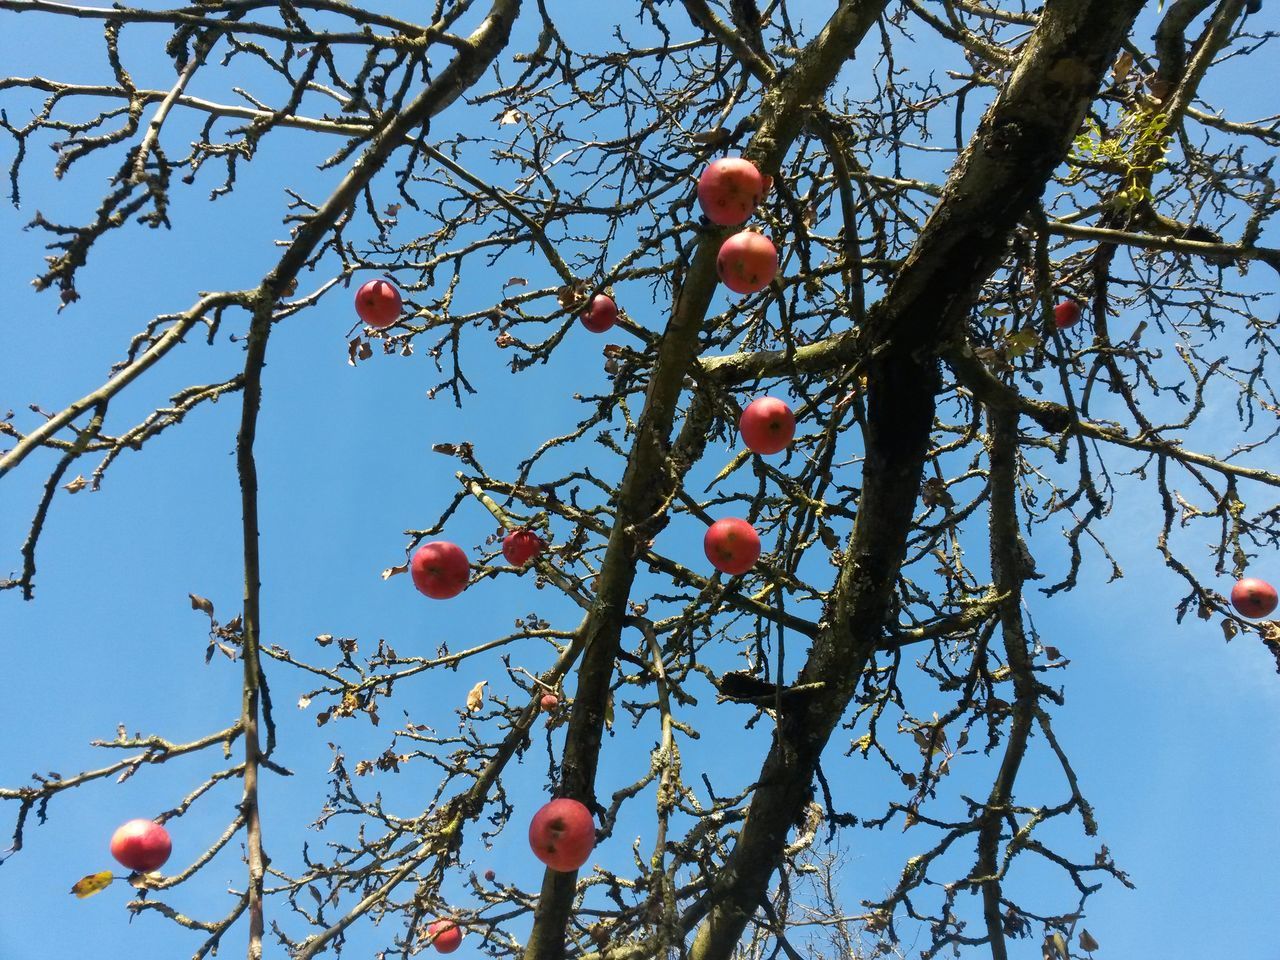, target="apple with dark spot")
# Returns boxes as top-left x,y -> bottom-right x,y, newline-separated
529,798 -> 595,872
739,397 -> 795,455
411,541 -> 470,600
704,518 -> 761,576
717,232 -> 778,295
1231,577 -> 1277,619
697,157 -> 767,226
